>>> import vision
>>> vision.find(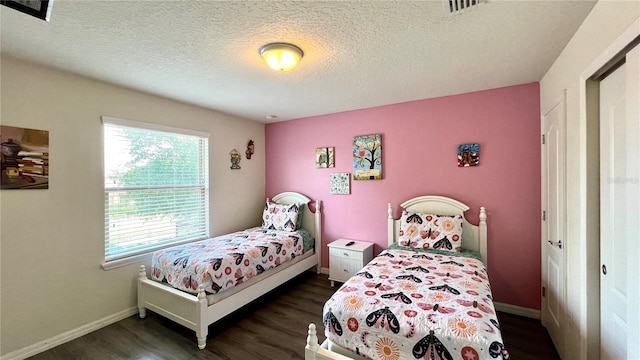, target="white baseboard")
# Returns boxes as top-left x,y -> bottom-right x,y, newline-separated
494,302 -> 540,319
320,267 -> 329,275
1,307 -> 138,360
